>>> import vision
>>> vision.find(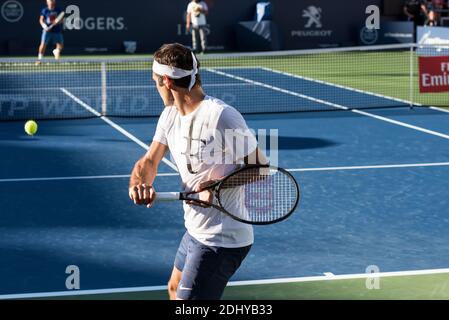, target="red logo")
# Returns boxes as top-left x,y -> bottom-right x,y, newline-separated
418,56 -> 449,93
